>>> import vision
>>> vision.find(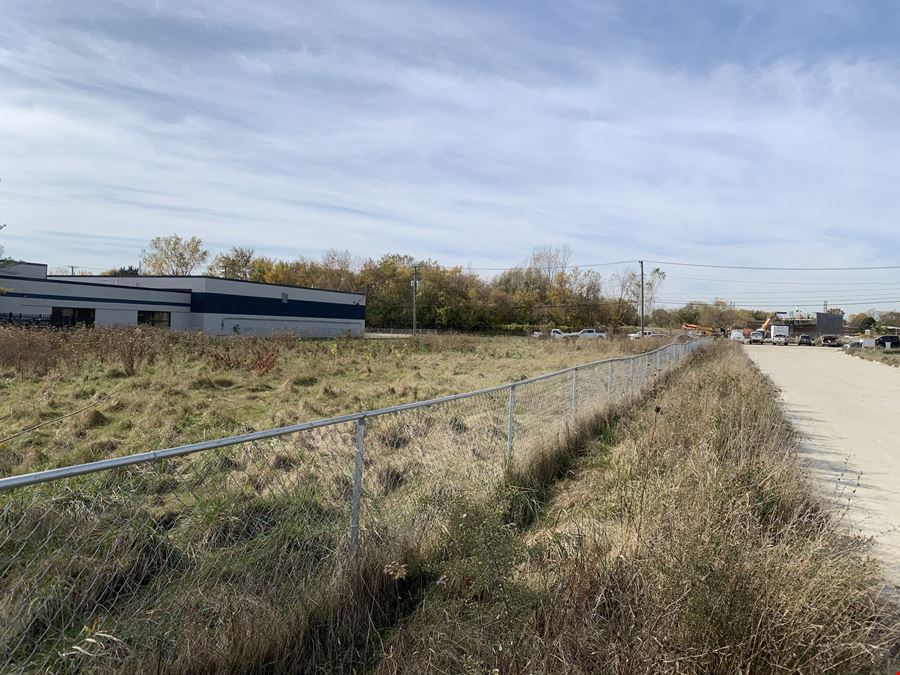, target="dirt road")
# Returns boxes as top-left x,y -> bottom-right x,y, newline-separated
745,344 -> 900,577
